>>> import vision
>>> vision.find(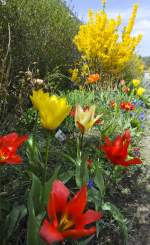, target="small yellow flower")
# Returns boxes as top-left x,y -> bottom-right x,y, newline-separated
75,104 -> 101,134
137,87 -> 145,97
30,89 -> 71,130
132,79 -> 141,87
